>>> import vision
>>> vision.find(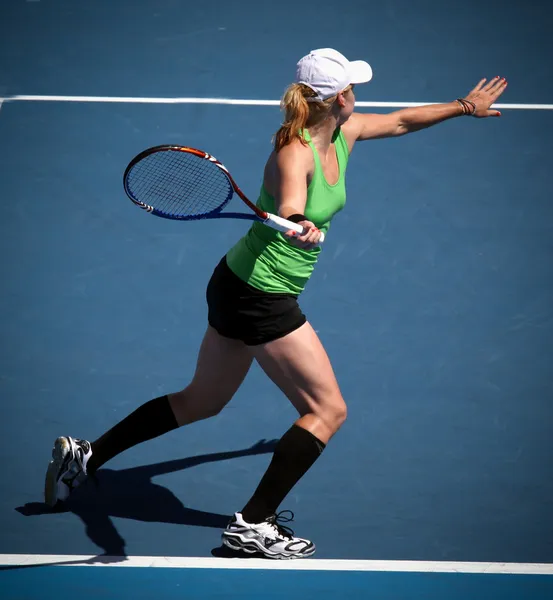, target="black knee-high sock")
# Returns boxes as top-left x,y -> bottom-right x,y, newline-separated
86,395 -> 178,474
240,424 -> 326,524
